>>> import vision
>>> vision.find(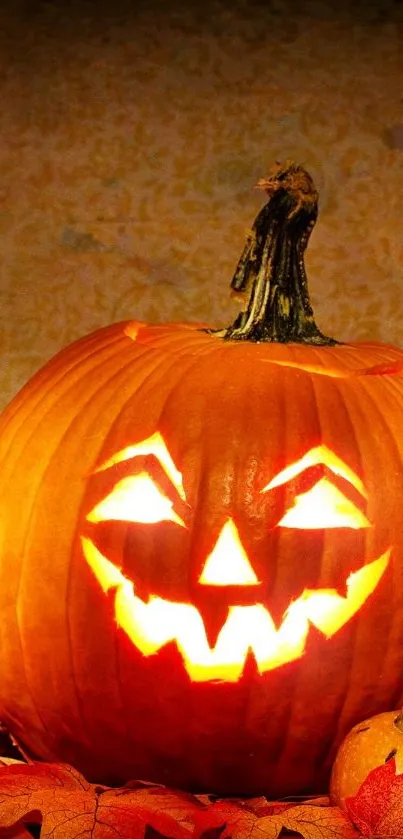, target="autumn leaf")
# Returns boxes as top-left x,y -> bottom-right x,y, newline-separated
0,761 -> 201,839
194,797 -> 358,839
241,795 -> 331,816
346,756 -> 403,837
0,760 -> 359,839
